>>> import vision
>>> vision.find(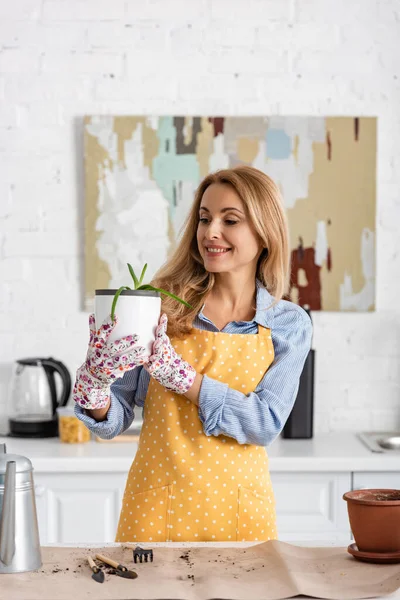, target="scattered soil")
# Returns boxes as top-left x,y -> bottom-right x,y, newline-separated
179,551 -> 194,568
179,551 -> 195,585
